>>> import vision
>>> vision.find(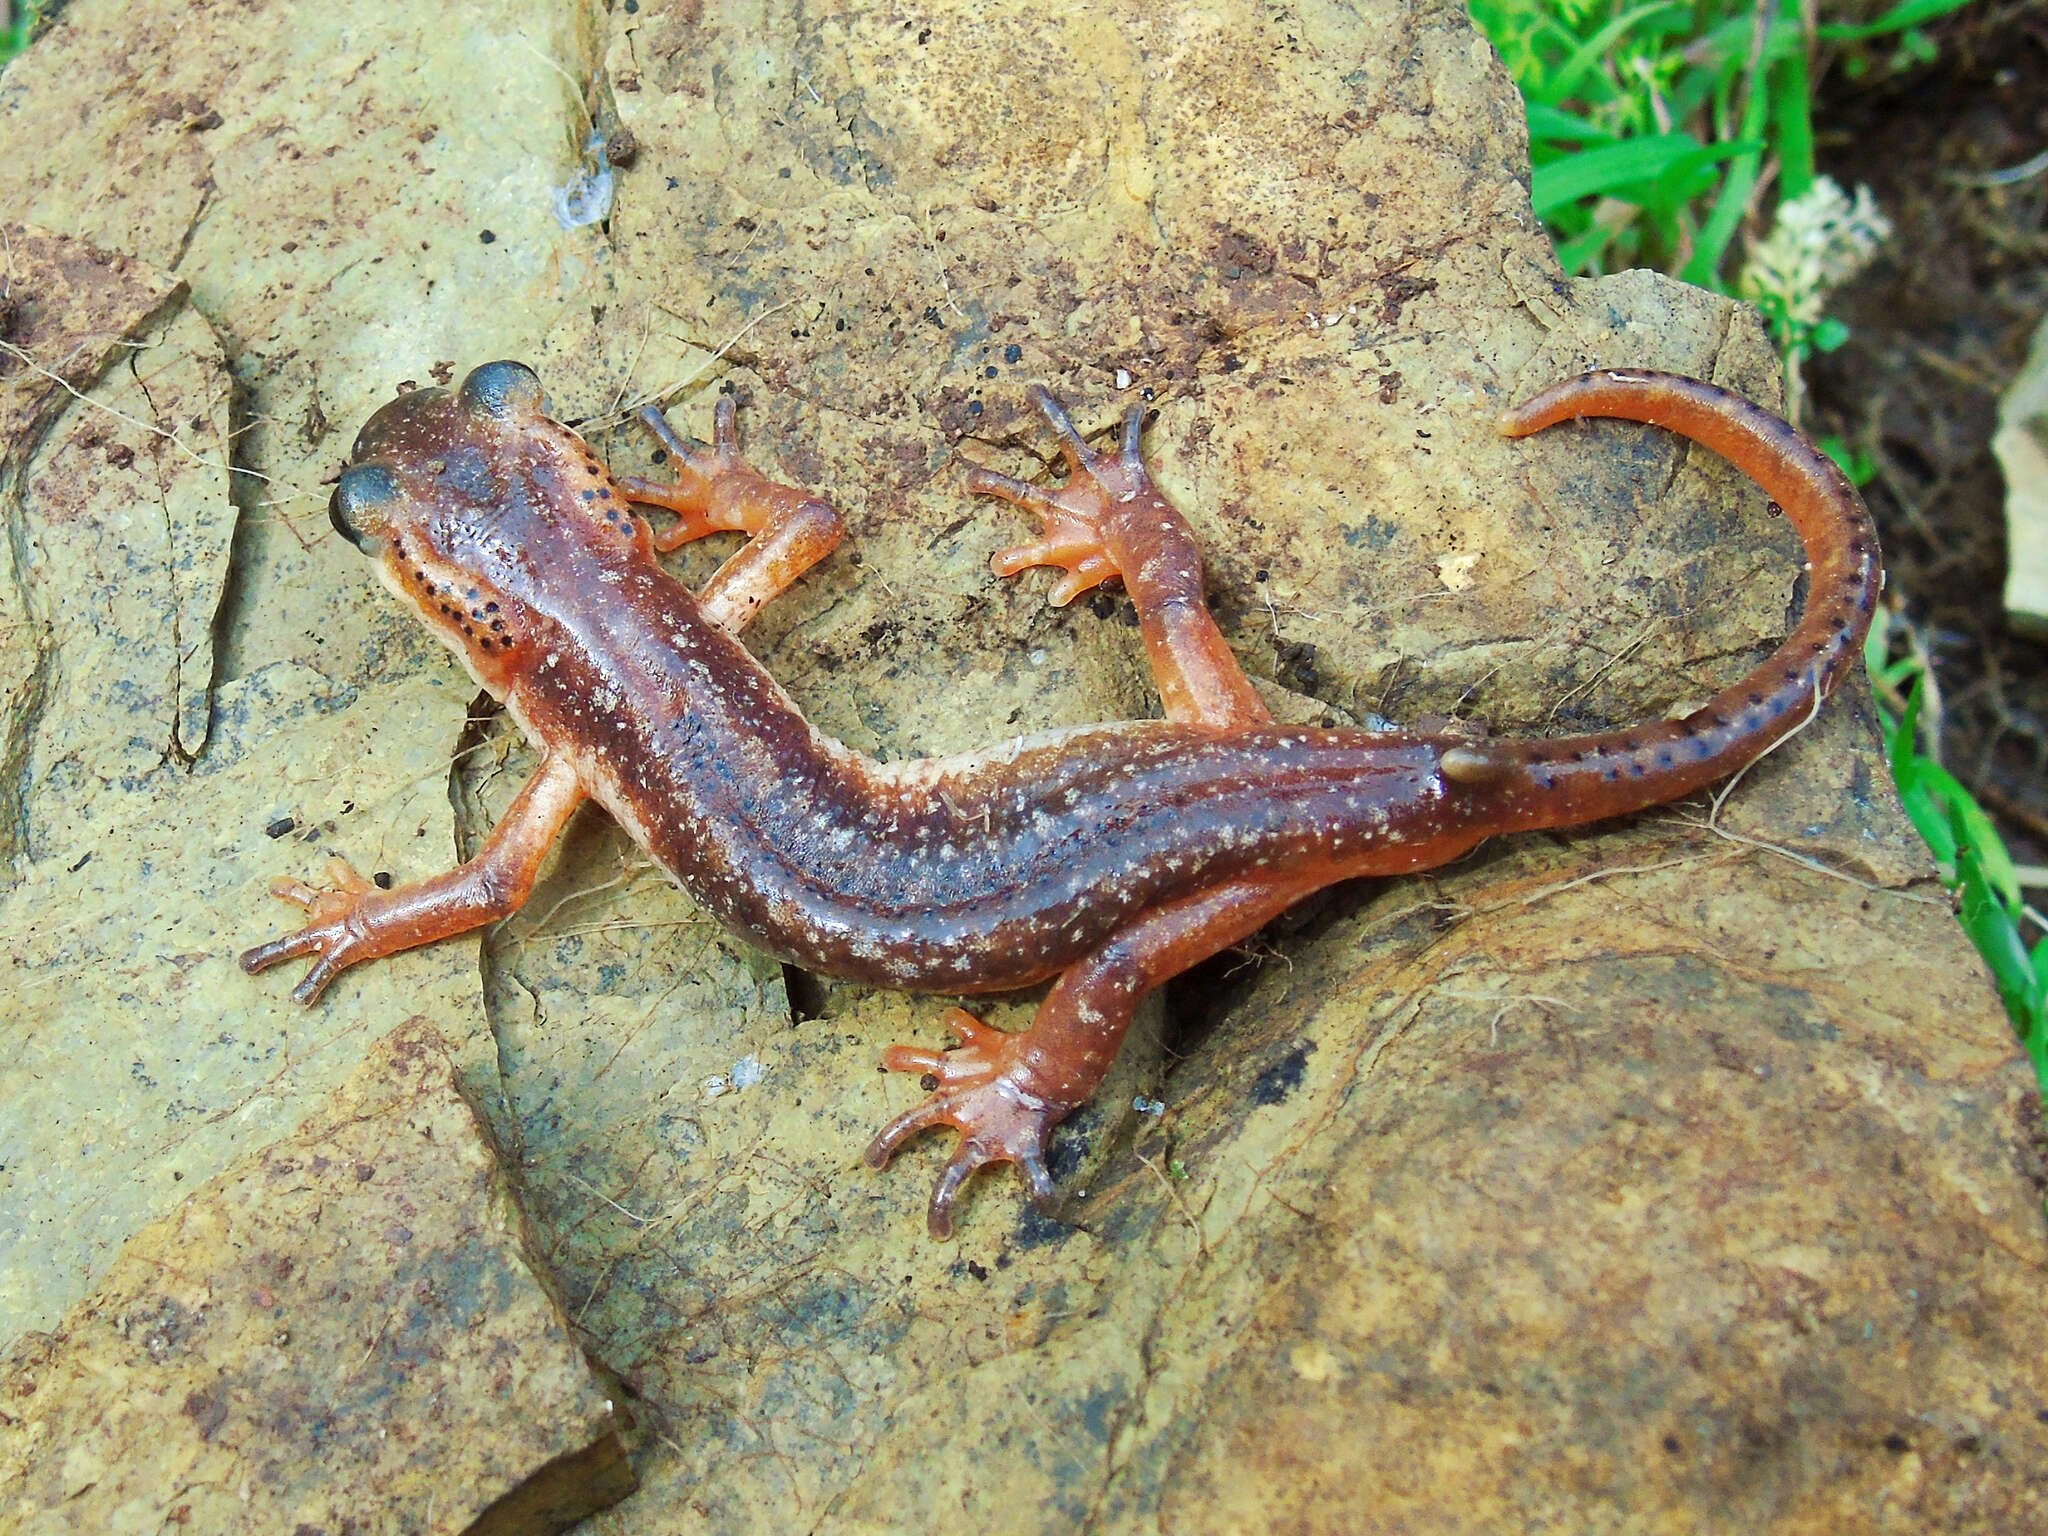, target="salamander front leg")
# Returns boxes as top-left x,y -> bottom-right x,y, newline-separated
240,757 -> 585,1004
864,870 -> 1326,1237
969,387 -> 1269,730
618,395 -> 844,635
